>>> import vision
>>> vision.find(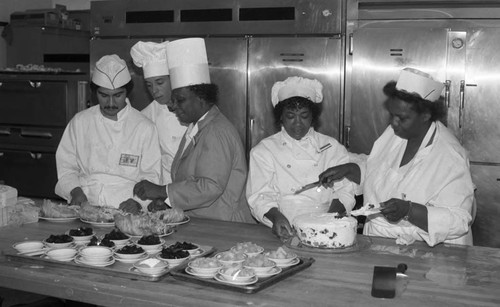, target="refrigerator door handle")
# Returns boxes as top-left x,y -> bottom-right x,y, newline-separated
459,80 -> 465,128
444,80 -> 451,108
349,33 -> 354,55
249,118 -> 255,148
